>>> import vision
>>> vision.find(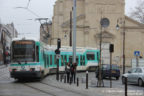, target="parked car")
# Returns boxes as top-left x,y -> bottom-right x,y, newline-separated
122,67 -> 144,86
95,64 -> 120,80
